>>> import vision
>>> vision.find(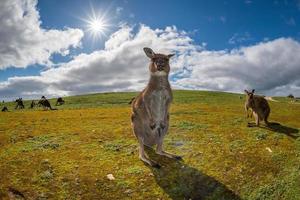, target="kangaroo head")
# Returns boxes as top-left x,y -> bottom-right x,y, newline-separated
143,47 -> 174,75
244,89 -> 255,100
